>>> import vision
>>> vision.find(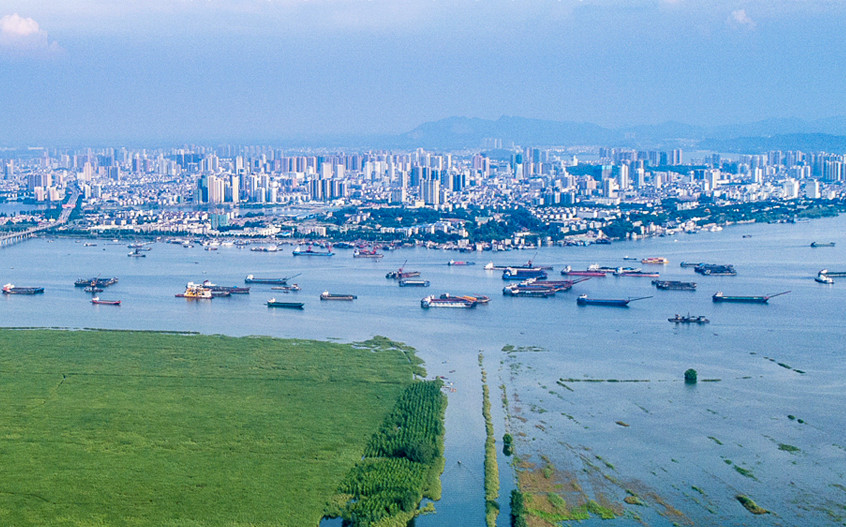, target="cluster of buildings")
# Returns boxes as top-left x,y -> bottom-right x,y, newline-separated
0,142 -> 844,236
